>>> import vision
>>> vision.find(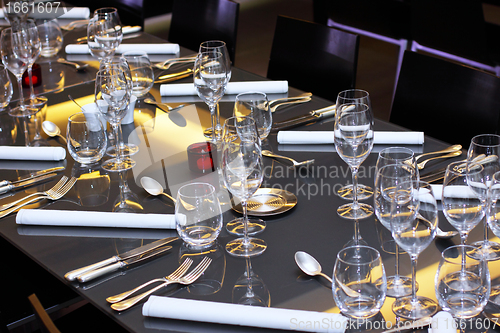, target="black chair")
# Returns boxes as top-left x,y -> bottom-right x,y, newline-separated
168,0 -> 239,64
68,0 -> 146,28
267,15 -> 359,102
389,51 -> 500,148
28,294 -> 61,333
